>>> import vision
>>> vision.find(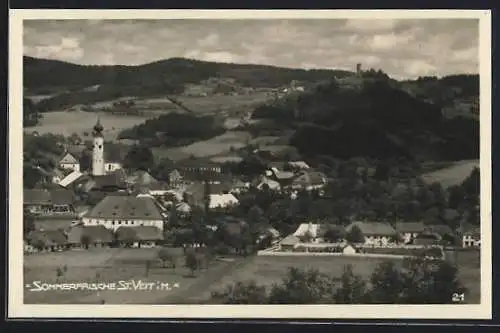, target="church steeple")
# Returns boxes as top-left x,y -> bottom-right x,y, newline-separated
92,116 -> 105,176
93,116 -> 104,137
